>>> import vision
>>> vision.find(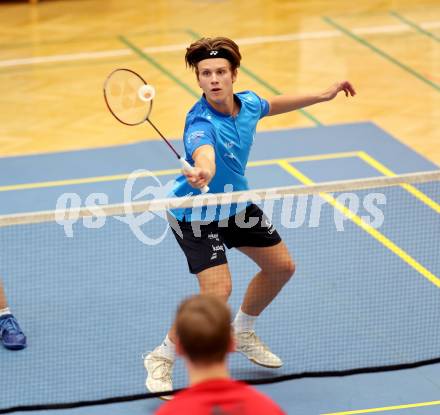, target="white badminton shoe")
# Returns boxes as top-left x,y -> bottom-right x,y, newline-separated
144,349 -> 174,400
235,331 -> 283,368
